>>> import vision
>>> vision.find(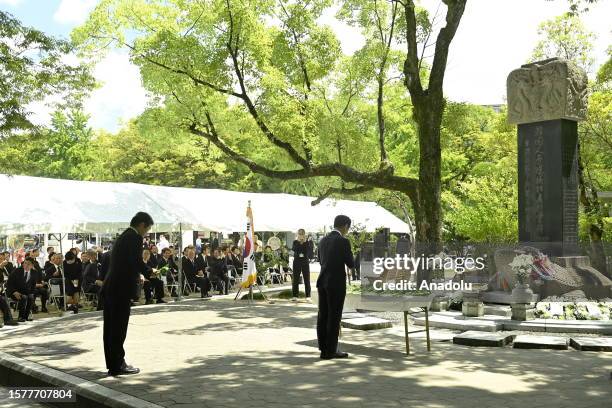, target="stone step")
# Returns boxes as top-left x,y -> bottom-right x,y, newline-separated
481,291 -> 538,305
453,331 -> 515,347
342,312 -> 368,320
512,335 -> 569,350
483,305 -> 512,317
569,337 -> 612,352
413,312 -> 503,332
341,317 -> 393,330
